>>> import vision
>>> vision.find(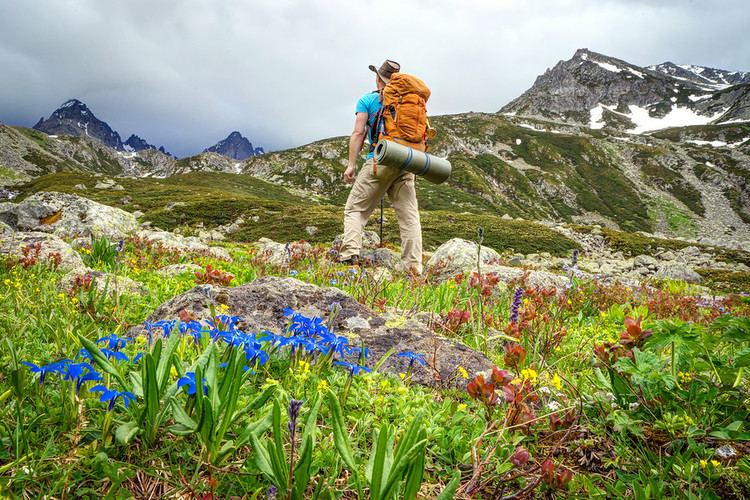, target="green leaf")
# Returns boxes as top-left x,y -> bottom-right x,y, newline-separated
250,431 -> 278,485
402,446 -> 425,500
78,335 -> 129,388
369,425 -> 391,500
325,390 -> 357,472
436,471 -> 461,500
169,397 -> 197,430
115,421 -> 140,445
